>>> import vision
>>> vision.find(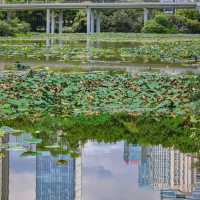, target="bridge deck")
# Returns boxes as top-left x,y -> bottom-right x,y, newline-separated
0,2 -> 197,10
